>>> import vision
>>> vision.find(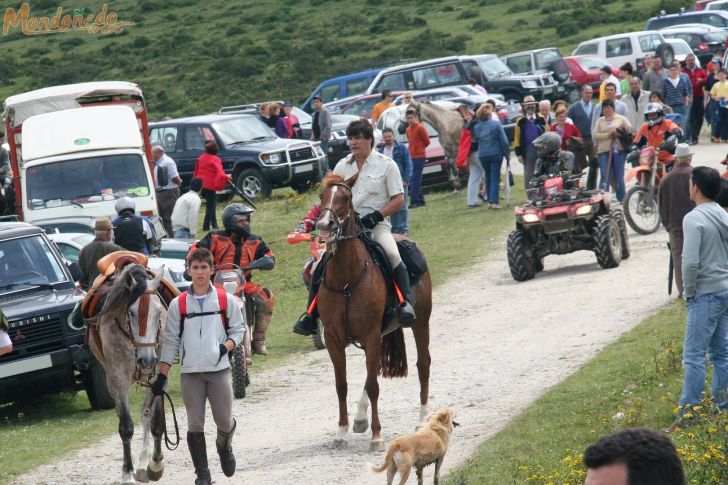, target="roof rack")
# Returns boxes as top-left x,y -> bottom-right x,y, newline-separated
328,58 -> 417,77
